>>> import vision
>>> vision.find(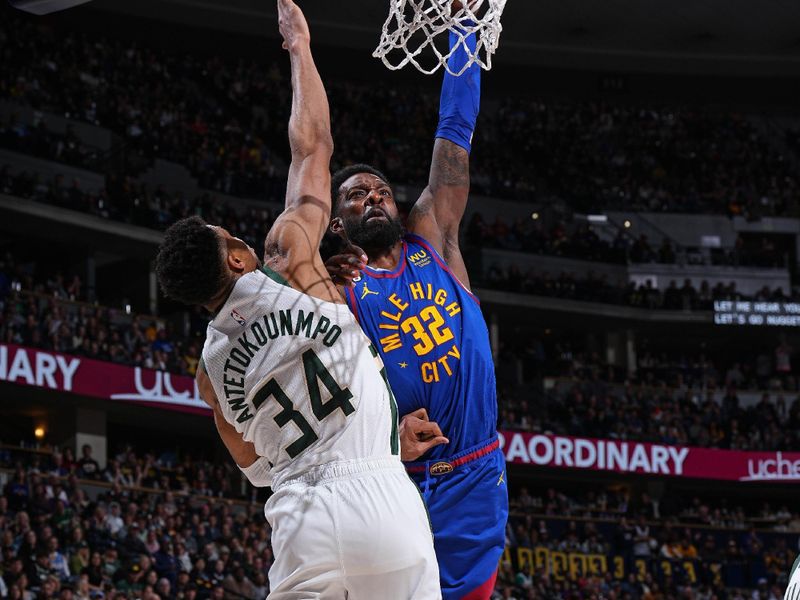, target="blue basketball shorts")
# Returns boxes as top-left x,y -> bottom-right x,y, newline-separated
406,436 -> 508,600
